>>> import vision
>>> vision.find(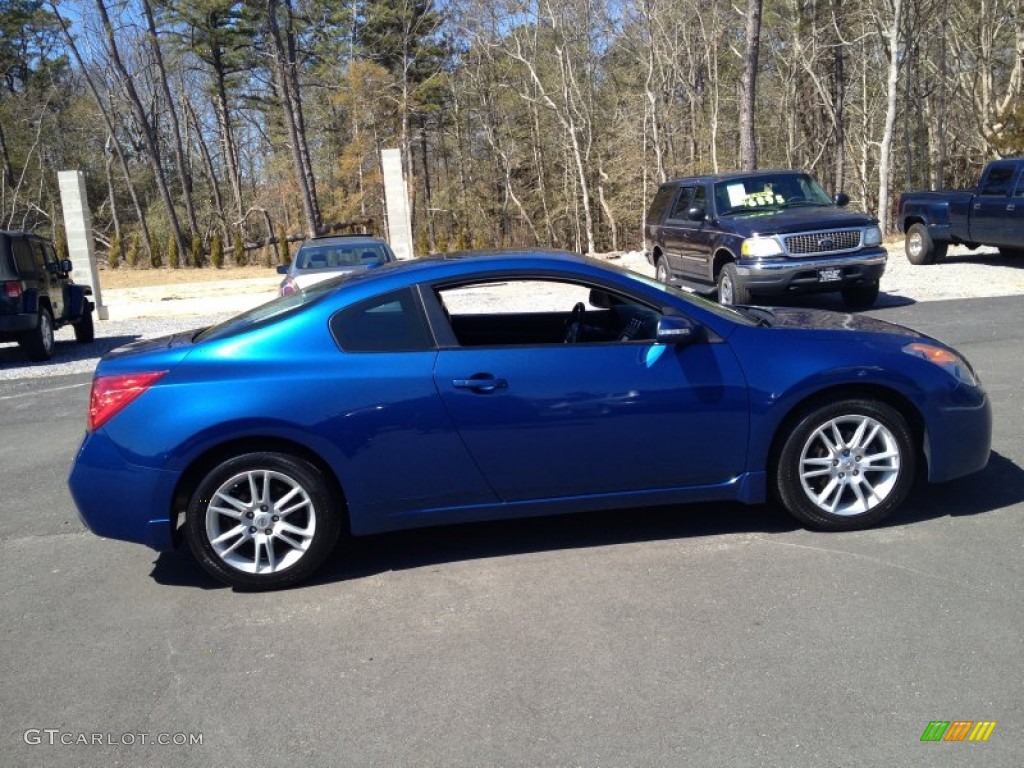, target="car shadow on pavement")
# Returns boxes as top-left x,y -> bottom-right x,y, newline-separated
886,450 -> 1024,526
148,450 -> 1022,591
941,252 -> 1024,267
0,334 -> 139,369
